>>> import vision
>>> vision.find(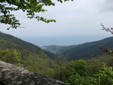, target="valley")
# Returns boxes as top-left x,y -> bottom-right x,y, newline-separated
0,32 -> 113,85
43,37 -> 113,61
